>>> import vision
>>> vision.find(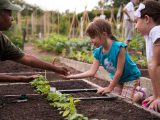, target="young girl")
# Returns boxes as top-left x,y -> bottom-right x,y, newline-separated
134,0 -> 160,111
63,18 -> 143,102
